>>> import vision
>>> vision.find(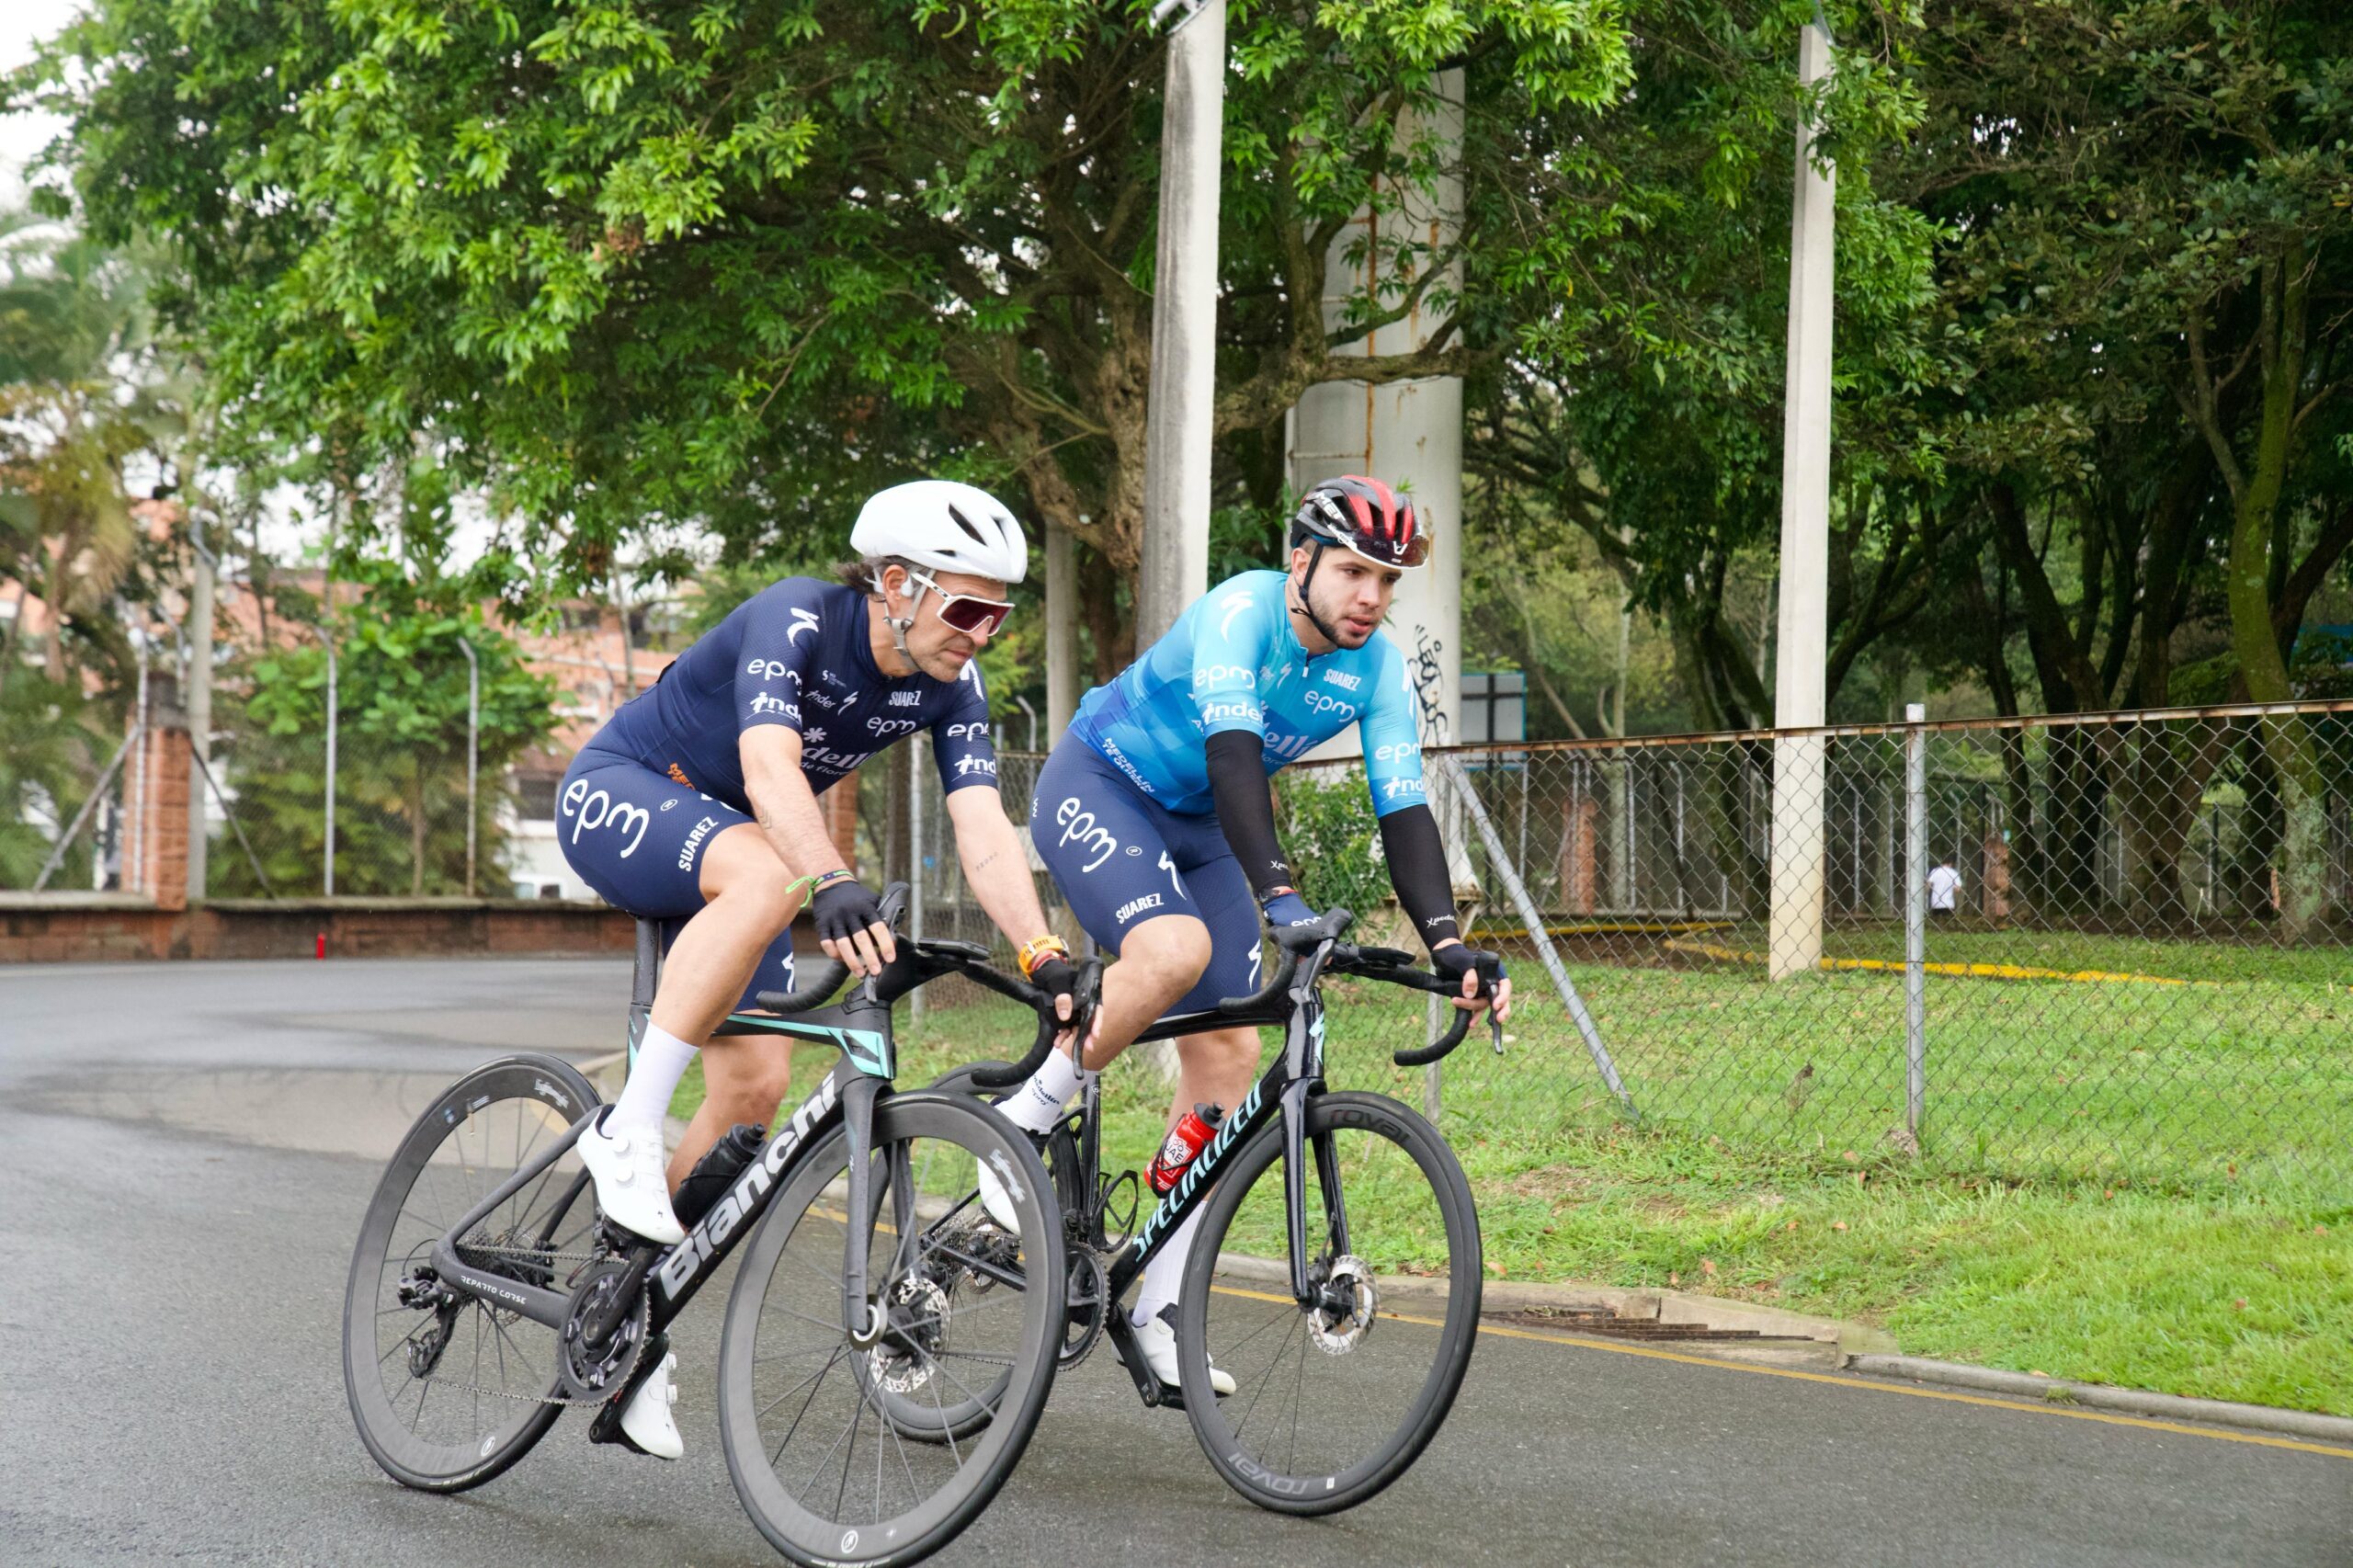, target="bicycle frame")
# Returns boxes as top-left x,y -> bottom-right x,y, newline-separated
1107,942 -> 1339,1312
425,986 -> 908,1347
